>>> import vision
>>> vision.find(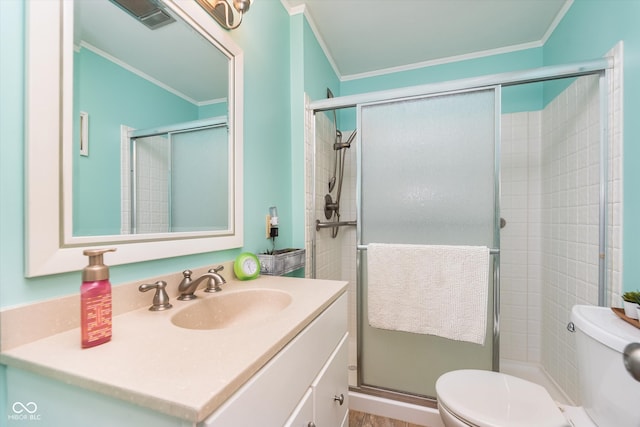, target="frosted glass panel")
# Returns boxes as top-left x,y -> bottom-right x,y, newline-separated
361,90 -> 496,246
171,126 -> 228,232
359,88 -> 497,398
